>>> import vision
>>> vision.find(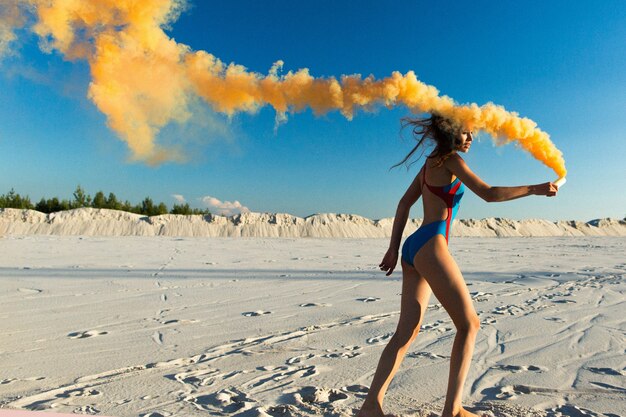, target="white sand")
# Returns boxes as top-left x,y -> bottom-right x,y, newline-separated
0,236 -> 624,417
